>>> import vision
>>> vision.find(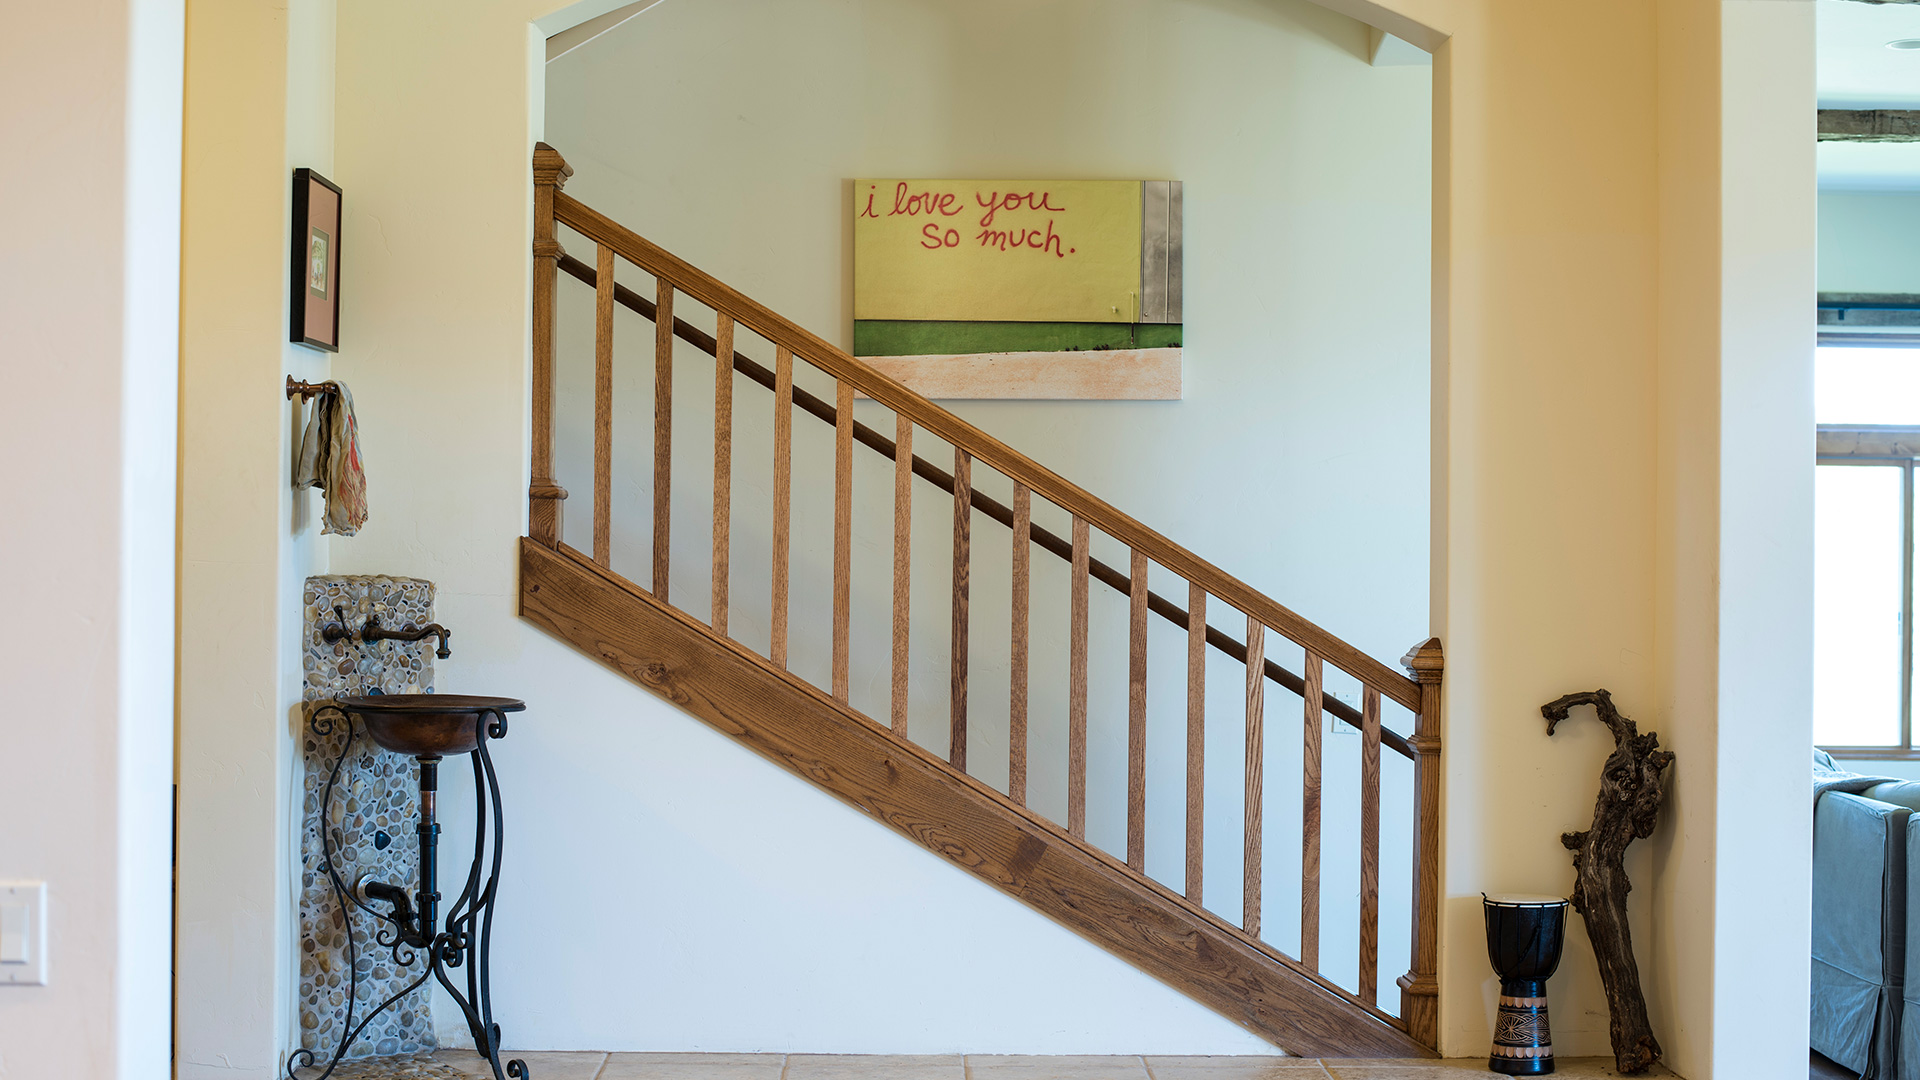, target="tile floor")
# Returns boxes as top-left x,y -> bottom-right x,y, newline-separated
422,1052 -> 1677,1080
